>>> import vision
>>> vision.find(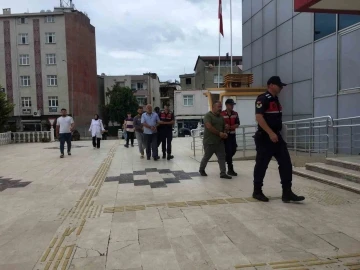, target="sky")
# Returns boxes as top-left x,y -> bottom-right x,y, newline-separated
1,0 -> 243,81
